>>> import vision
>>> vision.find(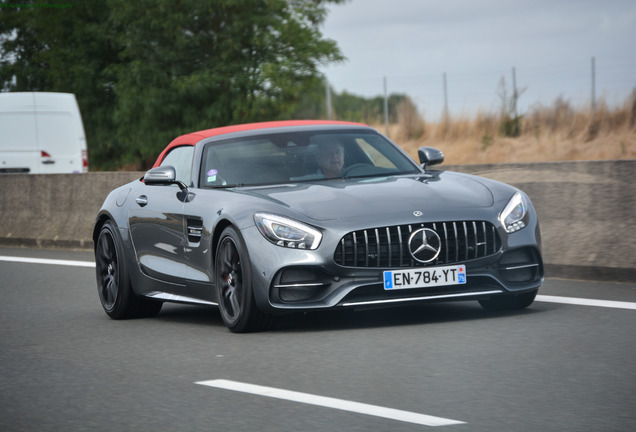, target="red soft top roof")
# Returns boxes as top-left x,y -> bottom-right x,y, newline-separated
152,120 -> 366,168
